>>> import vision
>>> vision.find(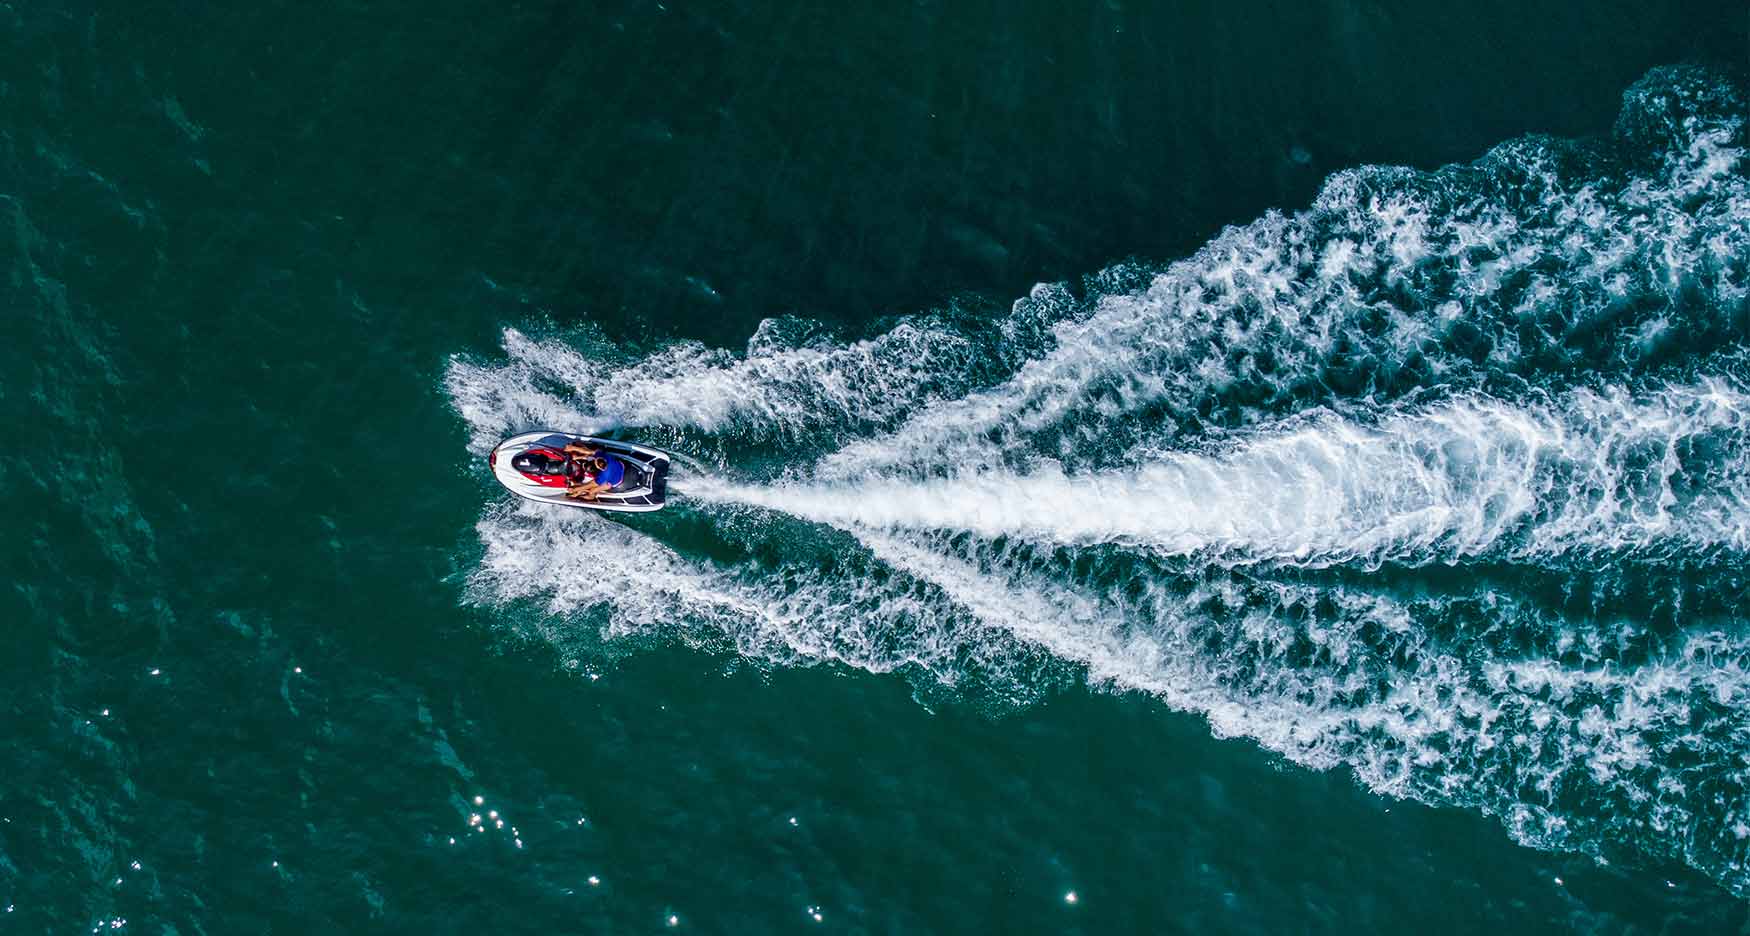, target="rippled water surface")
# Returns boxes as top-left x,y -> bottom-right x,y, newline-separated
6,2 -> 1750,932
